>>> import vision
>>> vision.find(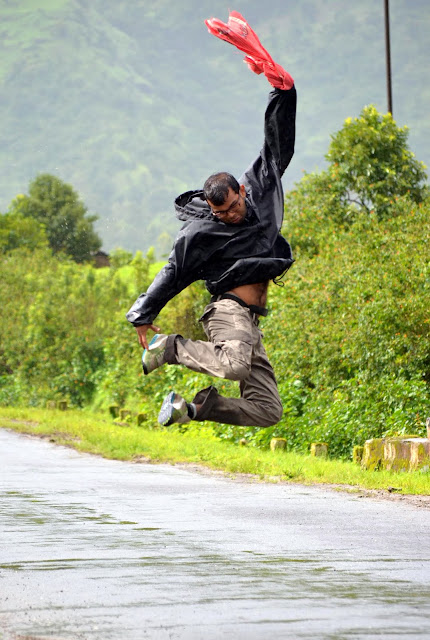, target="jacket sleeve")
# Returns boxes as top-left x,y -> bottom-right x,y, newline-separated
240,86 -> 297,182
262,85 -> 297,178
126,230 -> 201,326
238,85 -> 296,231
